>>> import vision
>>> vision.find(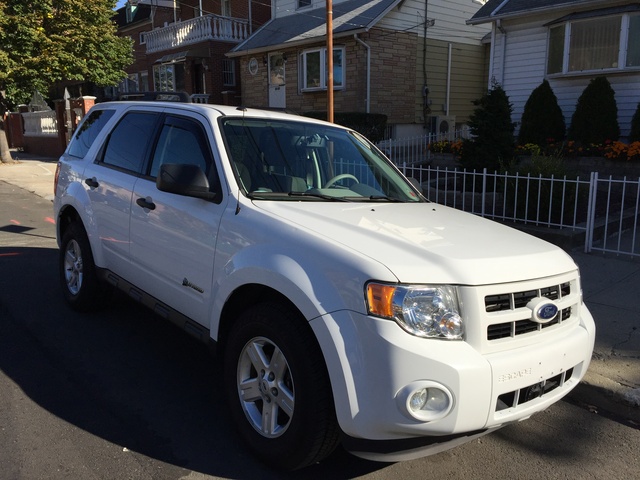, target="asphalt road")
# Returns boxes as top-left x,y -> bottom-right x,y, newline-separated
0,180 -> 638,480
